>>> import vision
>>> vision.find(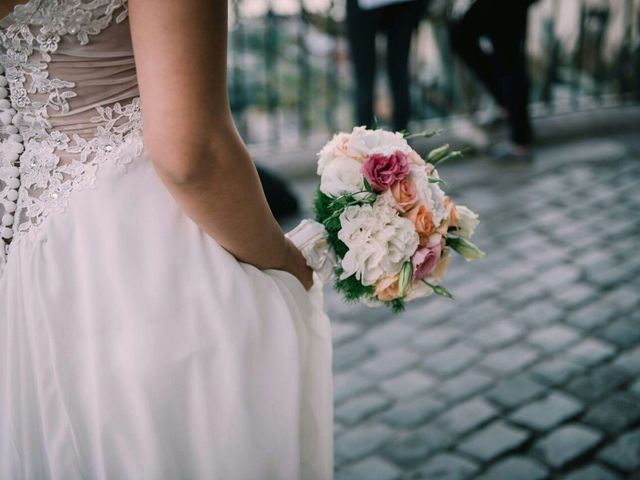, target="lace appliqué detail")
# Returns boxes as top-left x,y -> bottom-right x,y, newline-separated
0,0 -> 140,267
